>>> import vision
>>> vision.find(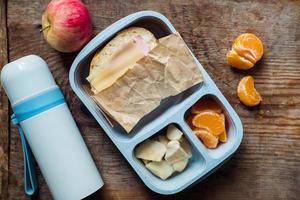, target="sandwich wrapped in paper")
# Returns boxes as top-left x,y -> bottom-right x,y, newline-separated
87,28 -> 203,132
